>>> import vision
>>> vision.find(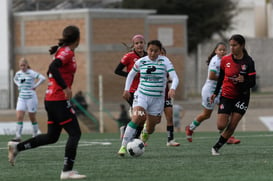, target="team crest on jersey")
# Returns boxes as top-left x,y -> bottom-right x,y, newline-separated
158,59 -> 164,65
241,64 -> 247,71
226,63 -> 231,68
